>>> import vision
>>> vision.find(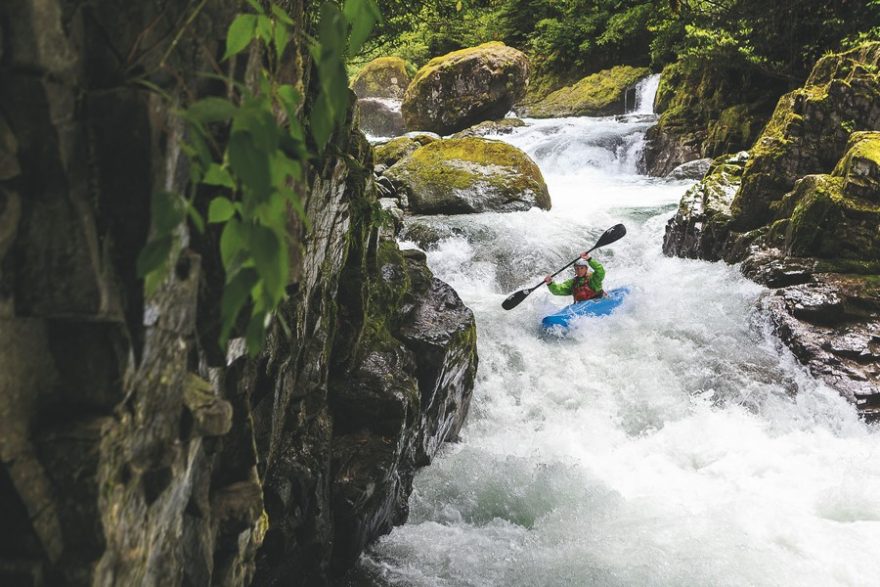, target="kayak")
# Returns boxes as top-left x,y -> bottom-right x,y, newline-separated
541,287 -> 631,331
